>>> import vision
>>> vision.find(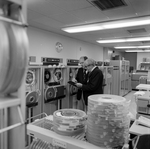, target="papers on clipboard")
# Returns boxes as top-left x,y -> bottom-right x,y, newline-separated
136,116 -> 150,128
68,81 -> 77,87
